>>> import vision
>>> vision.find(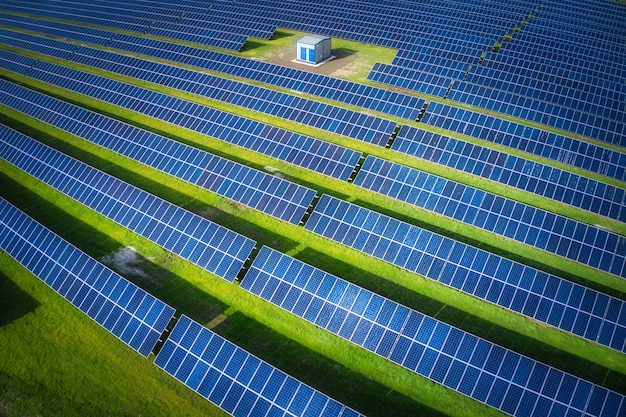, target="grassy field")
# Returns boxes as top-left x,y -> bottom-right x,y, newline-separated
1,19 -> 625,417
